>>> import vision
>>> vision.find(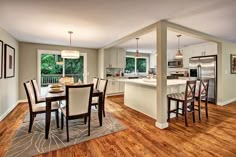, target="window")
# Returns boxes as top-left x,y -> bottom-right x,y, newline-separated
125,57 -> 135,73
136,58 -> 147,73
125,56 -> 148,74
